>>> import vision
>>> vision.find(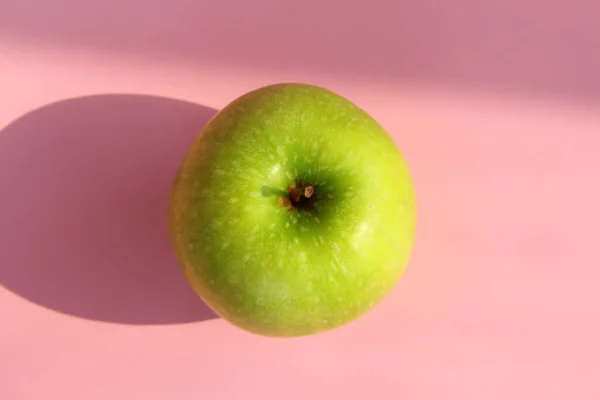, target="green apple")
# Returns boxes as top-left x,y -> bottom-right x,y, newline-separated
168,83 -> 416,337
